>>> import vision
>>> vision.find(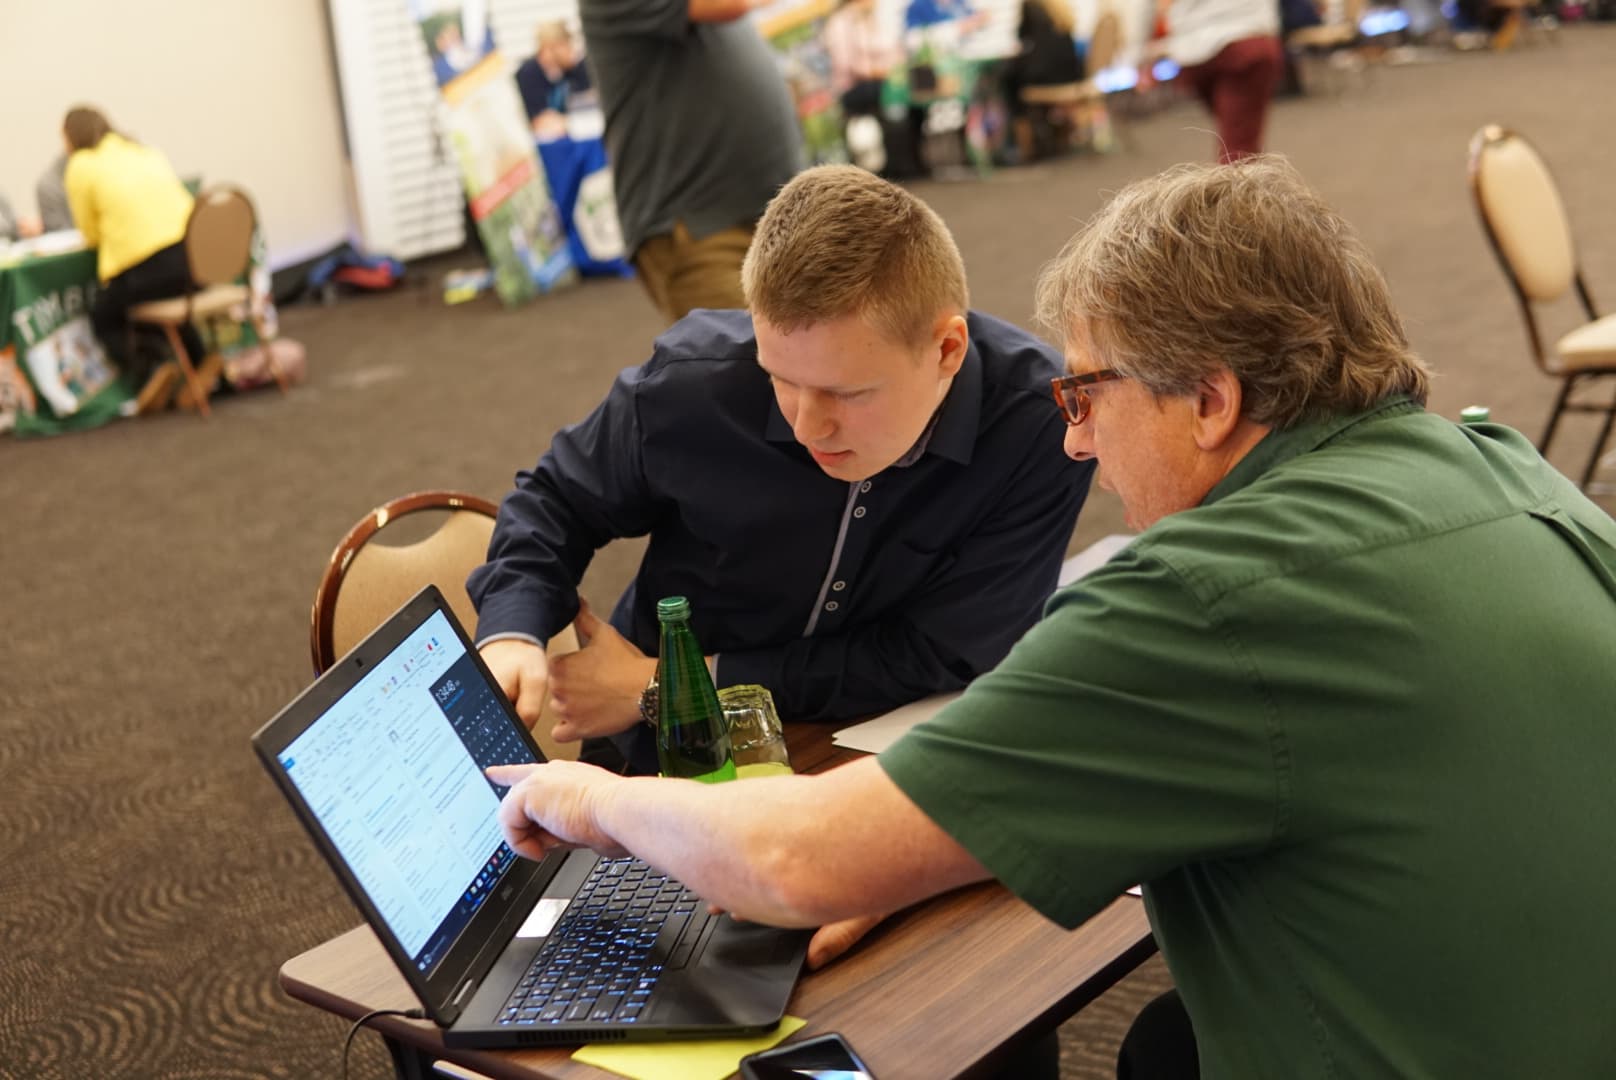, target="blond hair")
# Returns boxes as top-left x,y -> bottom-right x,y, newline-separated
535,20 -> 571,50
1028,0 -> 1076,36
742,165 -> 968,346
1035,156 -> 1430,428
